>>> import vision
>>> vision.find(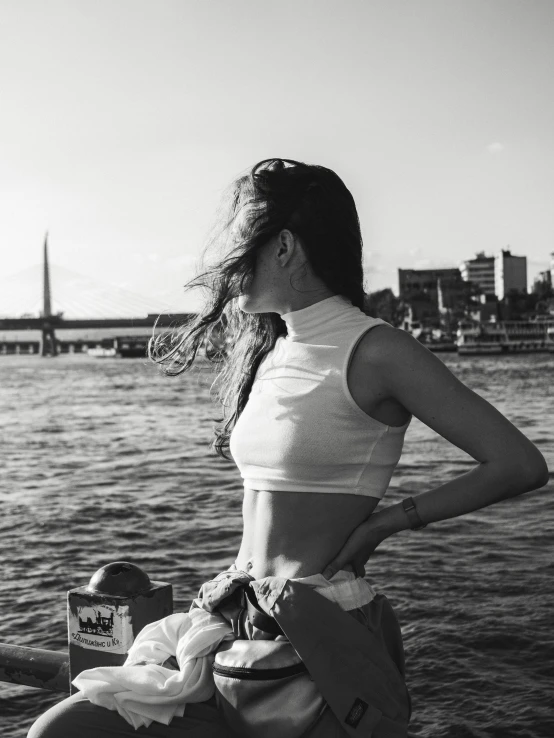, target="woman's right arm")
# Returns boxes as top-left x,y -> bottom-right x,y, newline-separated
323,327 -> 548,579
368,327 -> 549,531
